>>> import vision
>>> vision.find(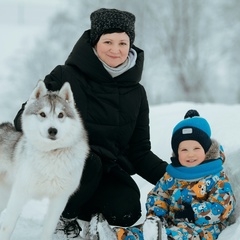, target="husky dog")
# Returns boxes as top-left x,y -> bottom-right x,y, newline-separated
0,81 -> 89,240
